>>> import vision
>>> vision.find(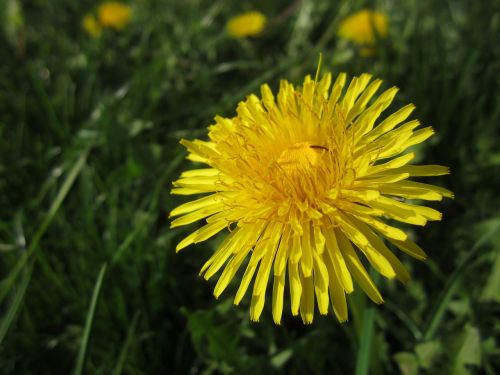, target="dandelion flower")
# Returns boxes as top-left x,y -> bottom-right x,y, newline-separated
338,9 -> 388,47
226,11 -> 266,38
83,14 -> 102,38
97,1 -> 131,30
170,68 -> 452,324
